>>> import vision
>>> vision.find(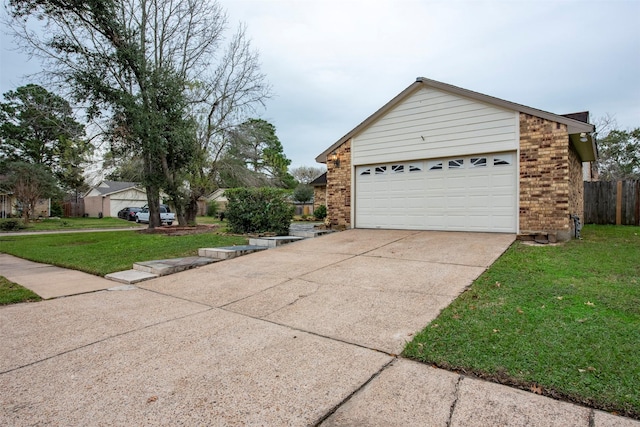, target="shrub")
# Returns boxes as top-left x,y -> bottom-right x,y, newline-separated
0,219 -> 26,231
225,187 -> 294,236
313,204 -> 327,220
207,201 -> 219,217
